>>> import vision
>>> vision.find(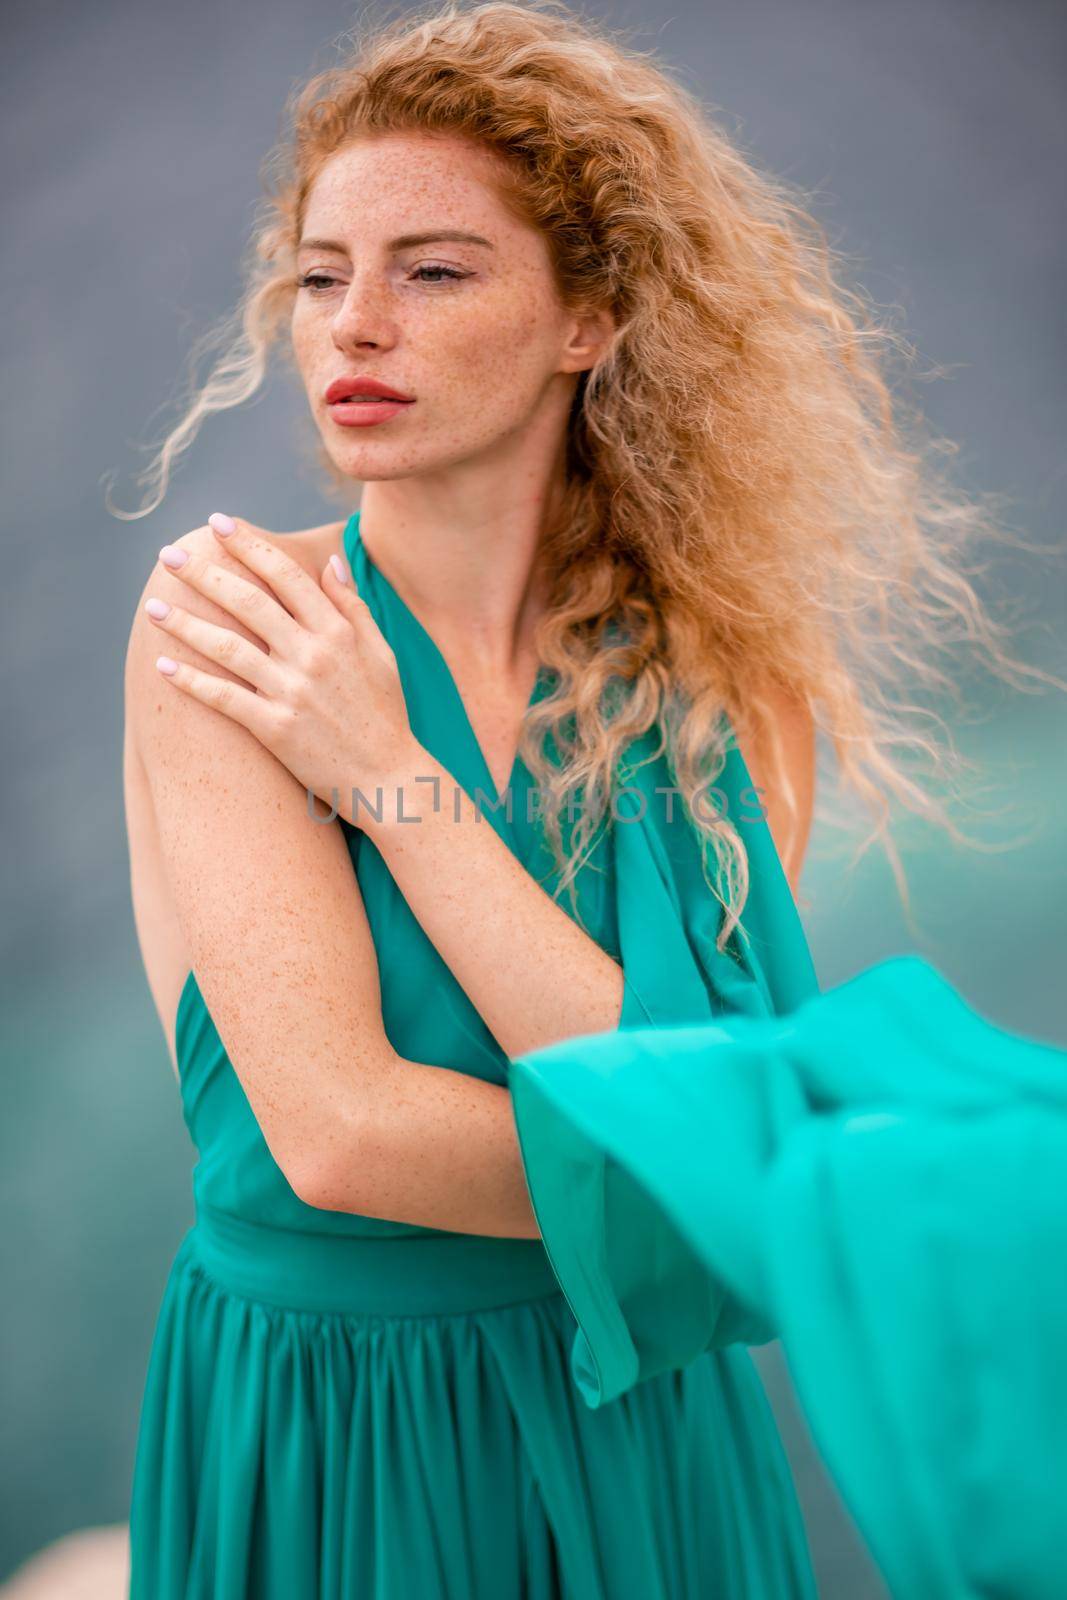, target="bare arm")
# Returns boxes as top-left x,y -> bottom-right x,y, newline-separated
355,689 -> 815,1058
343,695 -> 814,1234
129,525 -> 813,1236
127,524 -> 540,1236
359,762 -> 626,1063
